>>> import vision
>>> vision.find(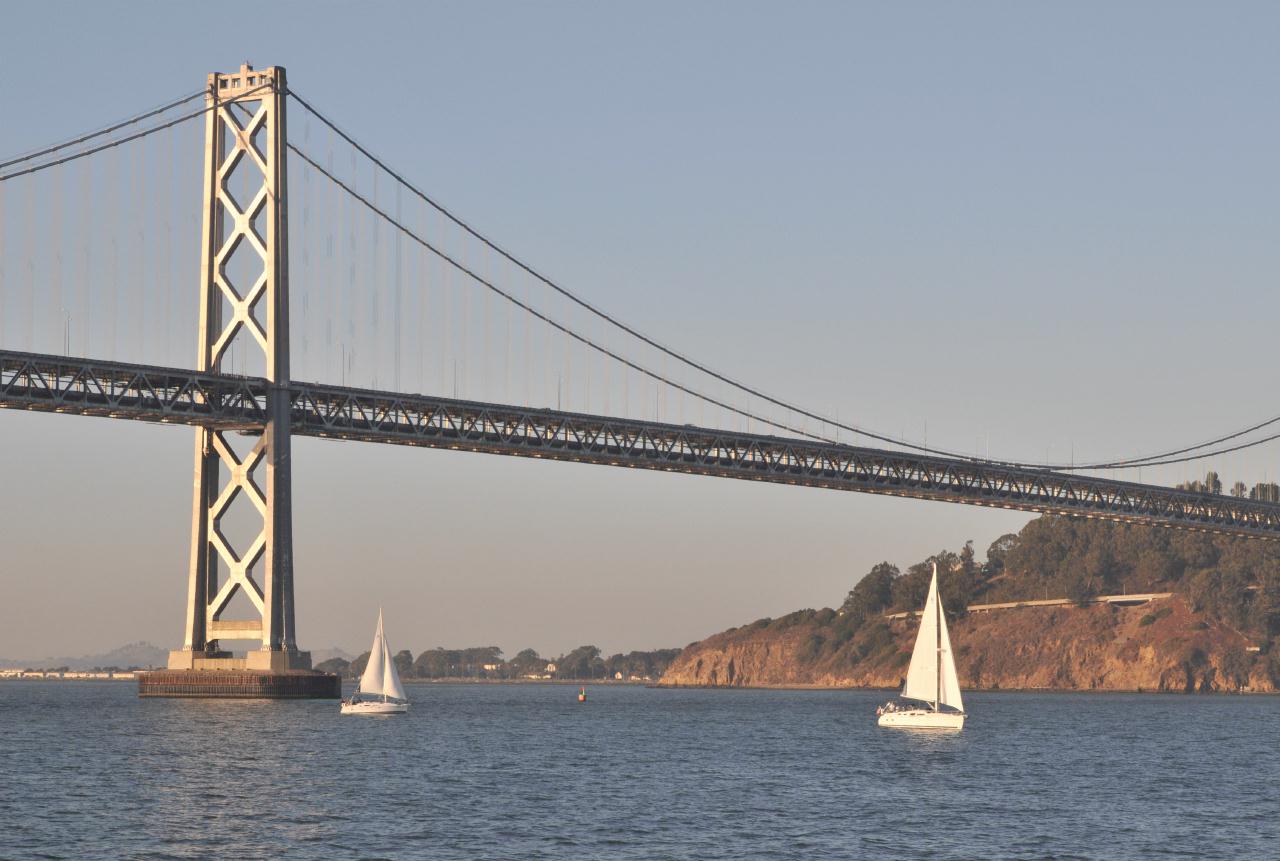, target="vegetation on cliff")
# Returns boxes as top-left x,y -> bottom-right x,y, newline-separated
662,487 -> 1280,692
